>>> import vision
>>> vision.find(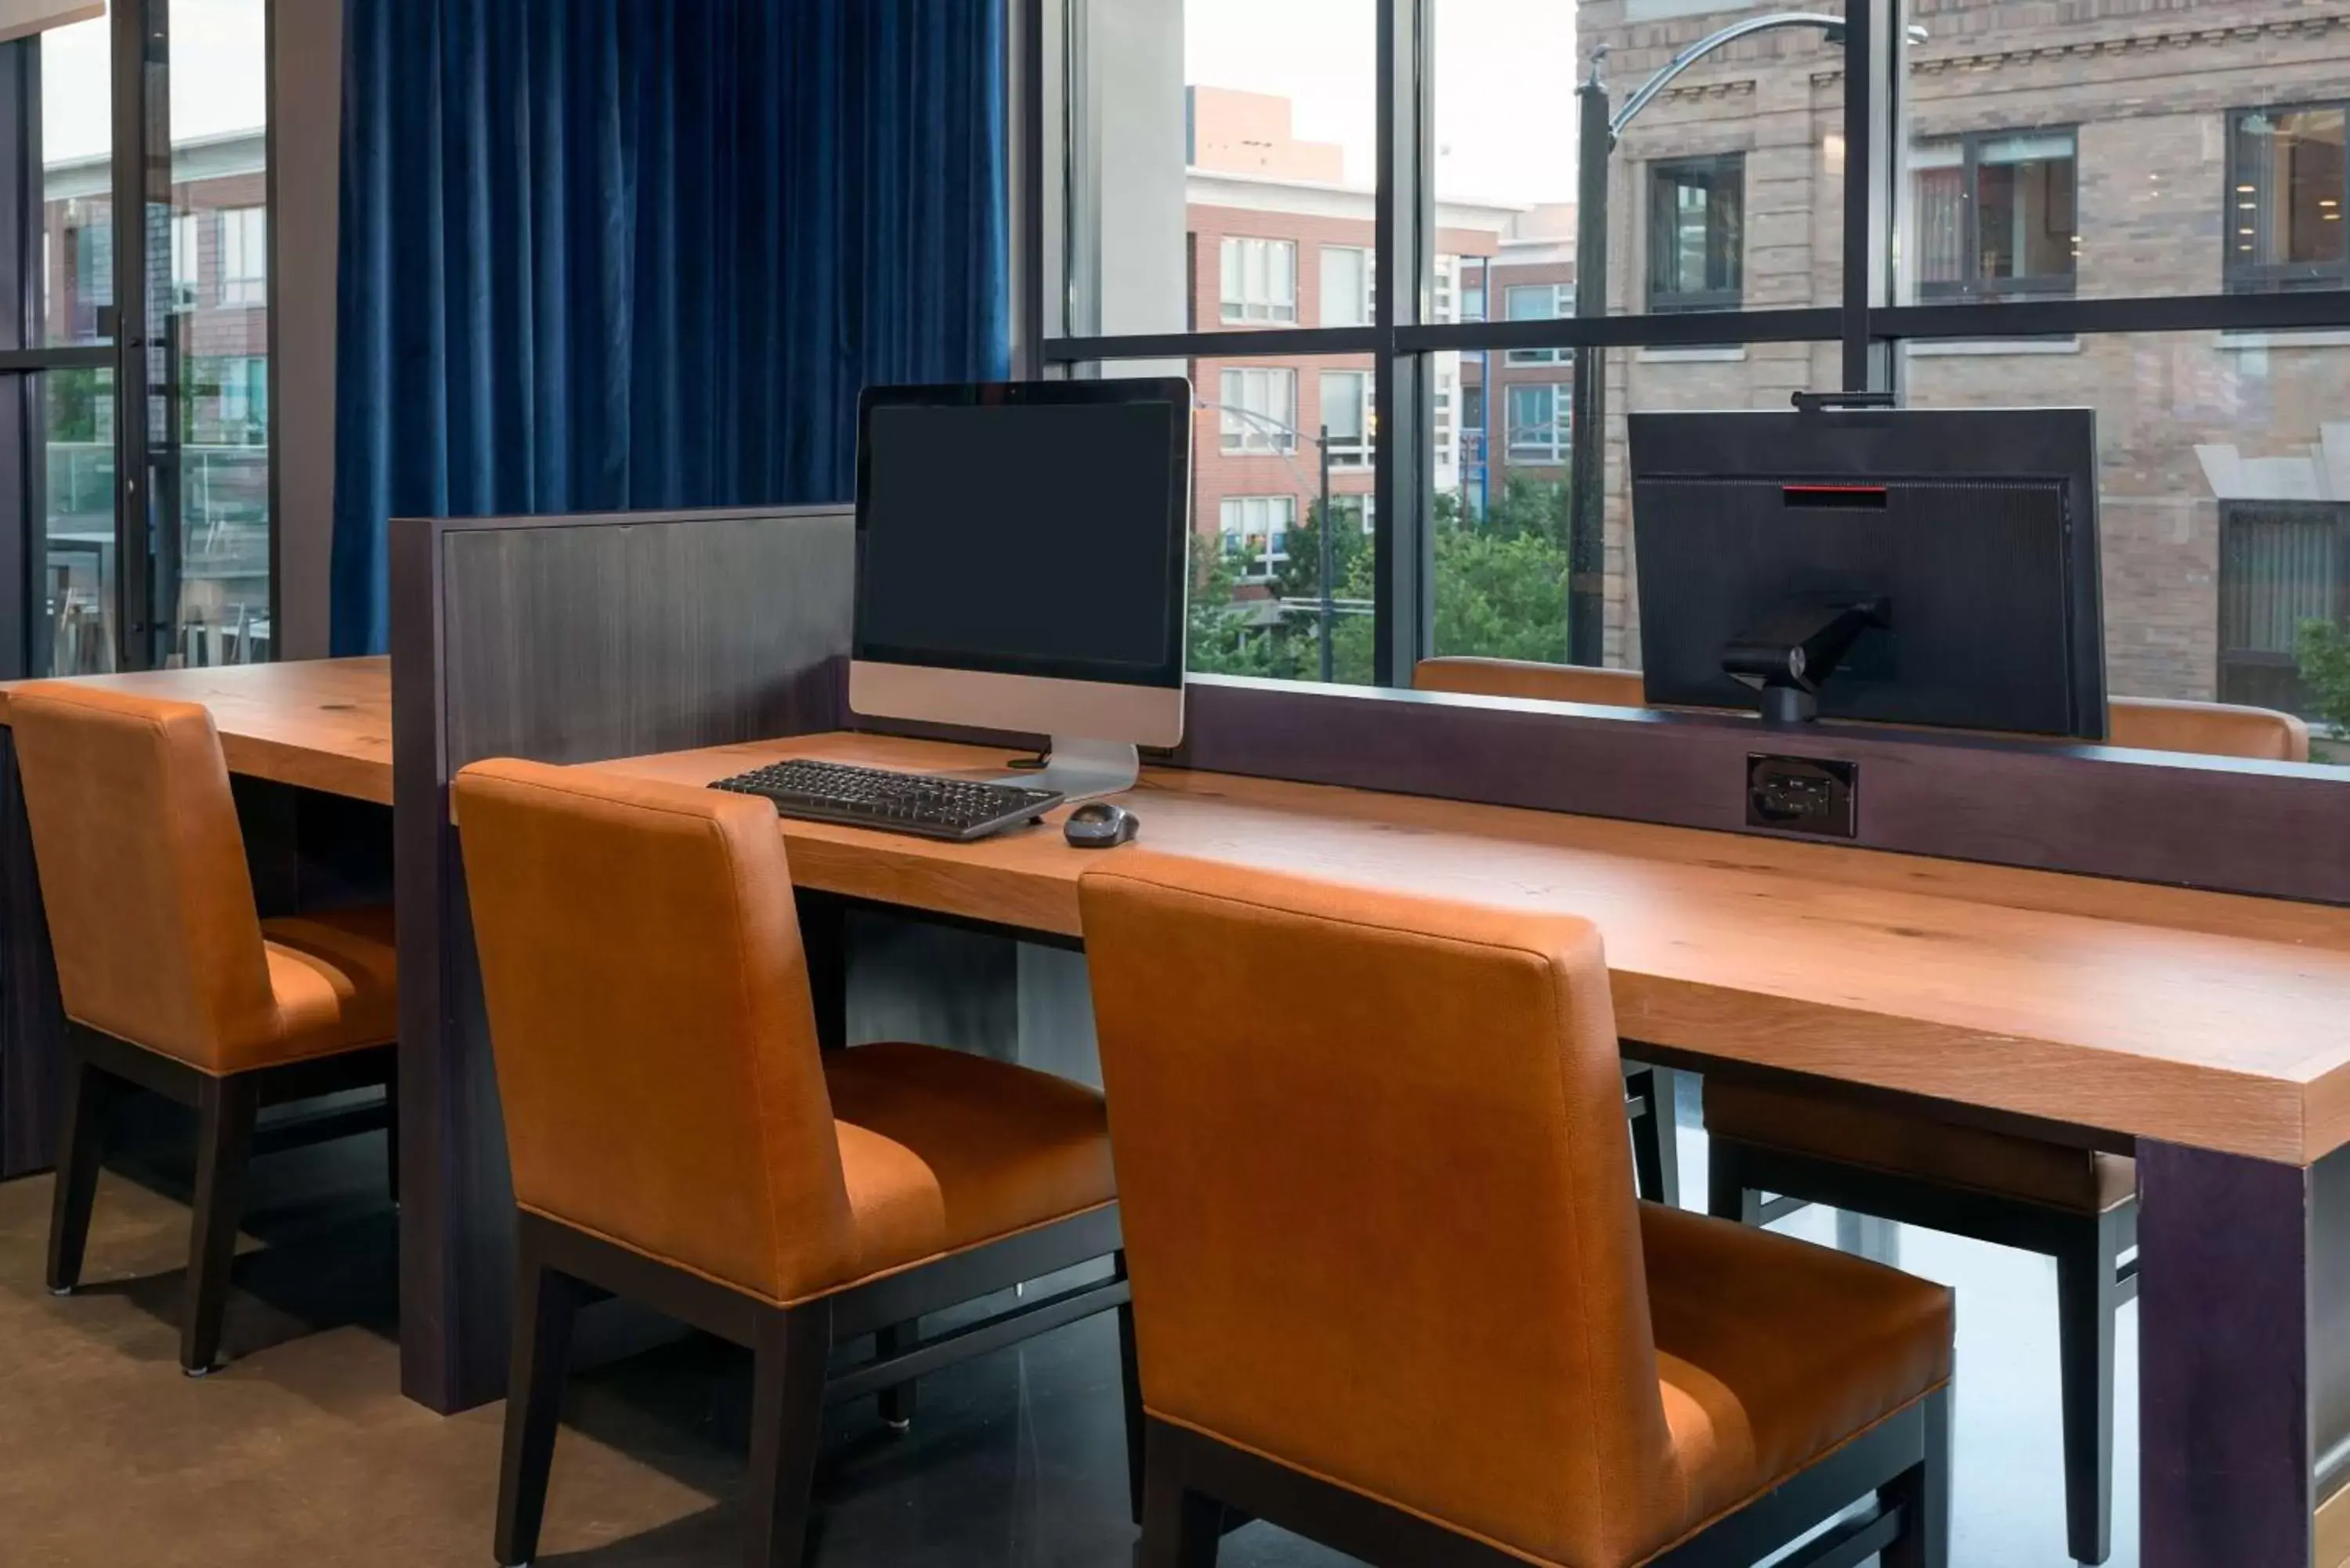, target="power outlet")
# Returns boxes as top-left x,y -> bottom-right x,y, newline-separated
1746,754 -> 1859,838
